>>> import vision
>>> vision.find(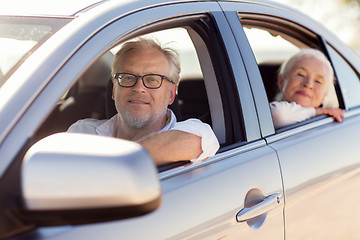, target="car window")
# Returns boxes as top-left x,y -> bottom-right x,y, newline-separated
240,16 -> 340,129
35,25 -> 228,151
326,44 -> 360,109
